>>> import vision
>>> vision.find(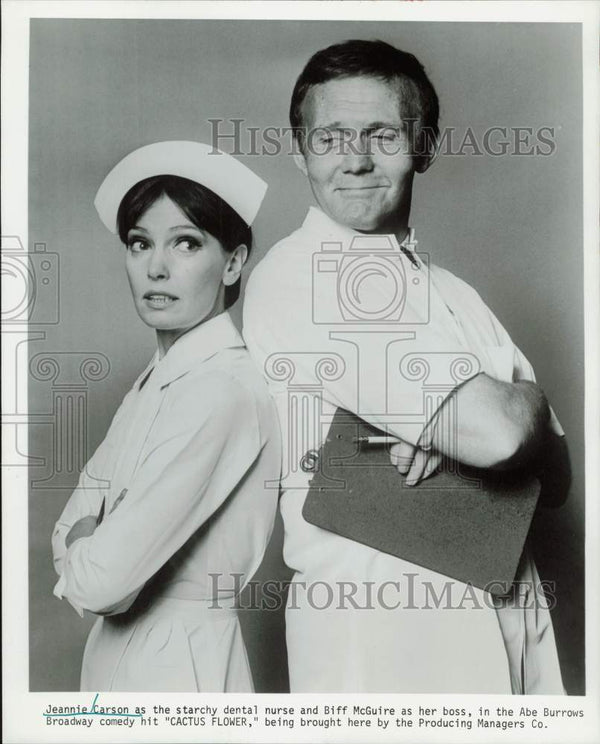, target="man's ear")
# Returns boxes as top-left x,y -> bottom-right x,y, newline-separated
415,151 -> 438,174
293,150 -> 309,177
414,135 -> 440,174
222,244 -> 248,287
